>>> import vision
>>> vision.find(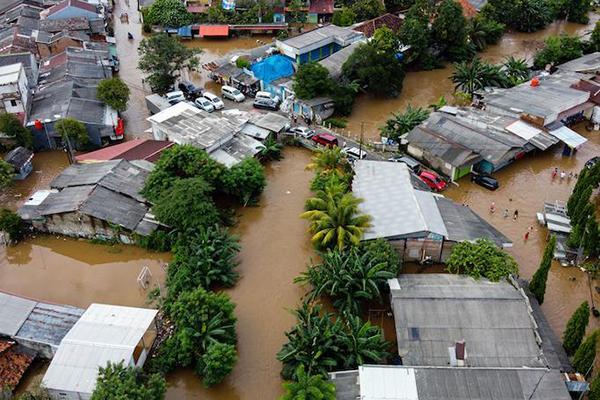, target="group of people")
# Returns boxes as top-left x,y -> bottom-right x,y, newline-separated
552,167 -> 577,182
489,202 -> 519,220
